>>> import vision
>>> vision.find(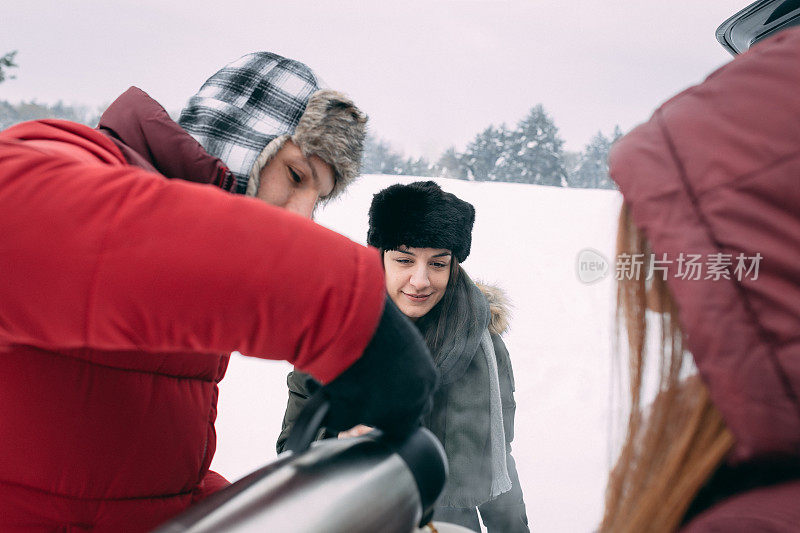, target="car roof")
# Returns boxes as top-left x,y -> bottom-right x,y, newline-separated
717,0 -> 800,54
